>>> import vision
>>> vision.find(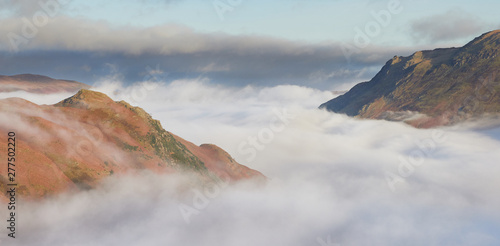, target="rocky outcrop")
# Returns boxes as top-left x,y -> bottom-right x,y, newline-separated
0,89 -> 264,200
321,30 -> 500,128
